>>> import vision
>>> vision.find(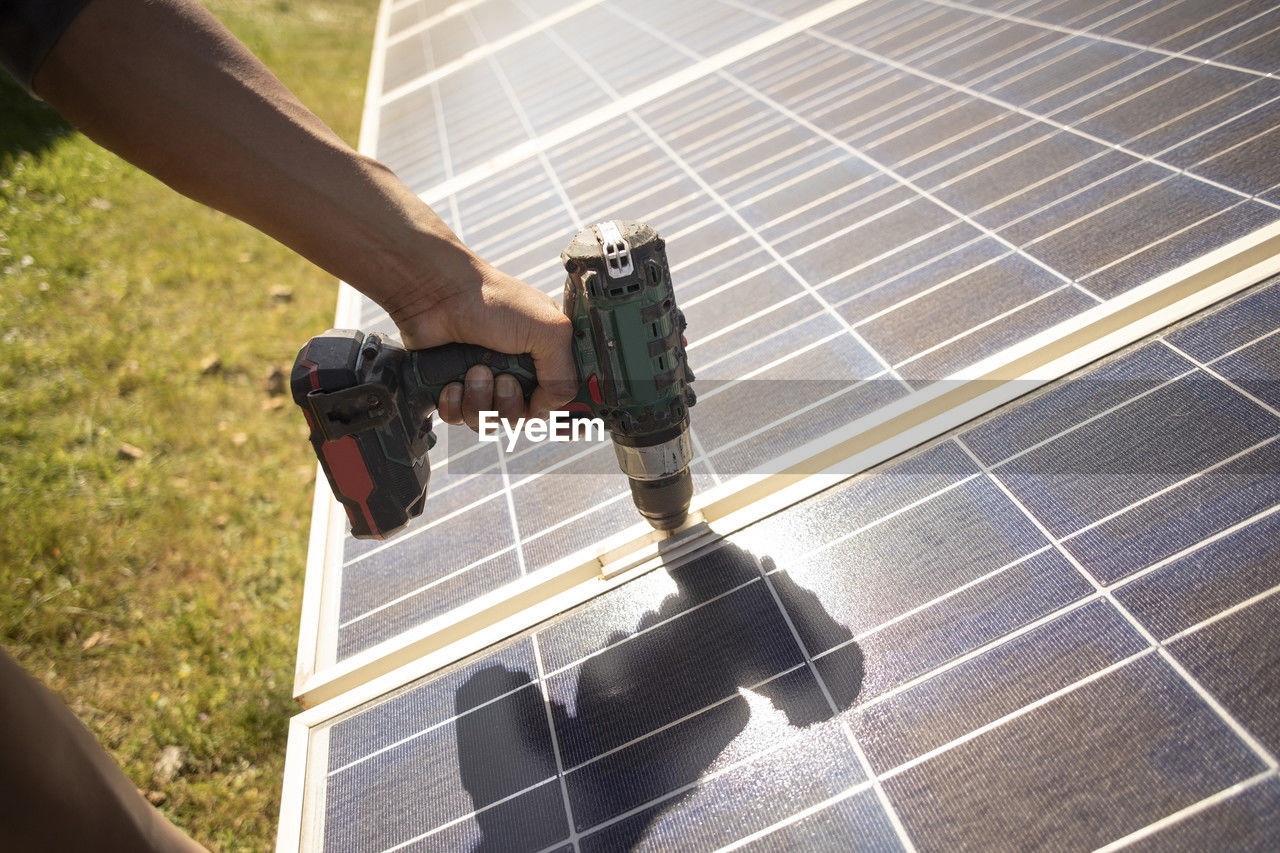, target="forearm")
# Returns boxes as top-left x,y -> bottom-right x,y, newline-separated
32,0 -> 477,323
